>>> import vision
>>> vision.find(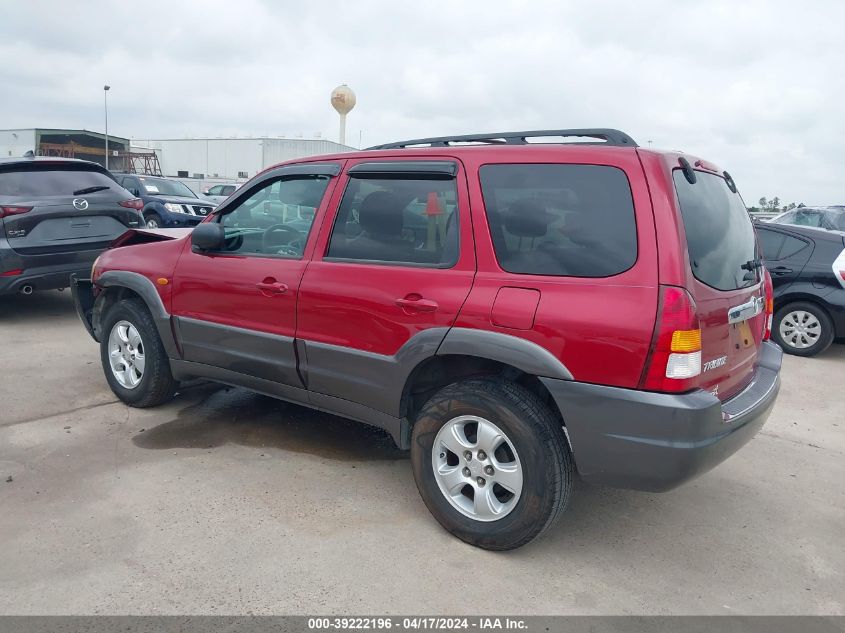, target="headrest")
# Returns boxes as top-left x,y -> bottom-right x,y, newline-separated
504,200 -> 552,238
358,191 -> 404,236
